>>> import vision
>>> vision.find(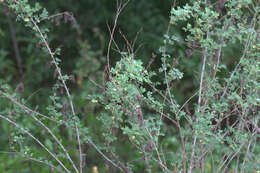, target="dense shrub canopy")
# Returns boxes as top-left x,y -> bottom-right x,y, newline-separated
0,0 -> 259,172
